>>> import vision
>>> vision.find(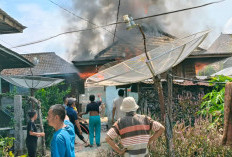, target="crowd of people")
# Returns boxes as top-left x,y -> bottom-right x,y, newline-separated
26,90 -> 165,157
